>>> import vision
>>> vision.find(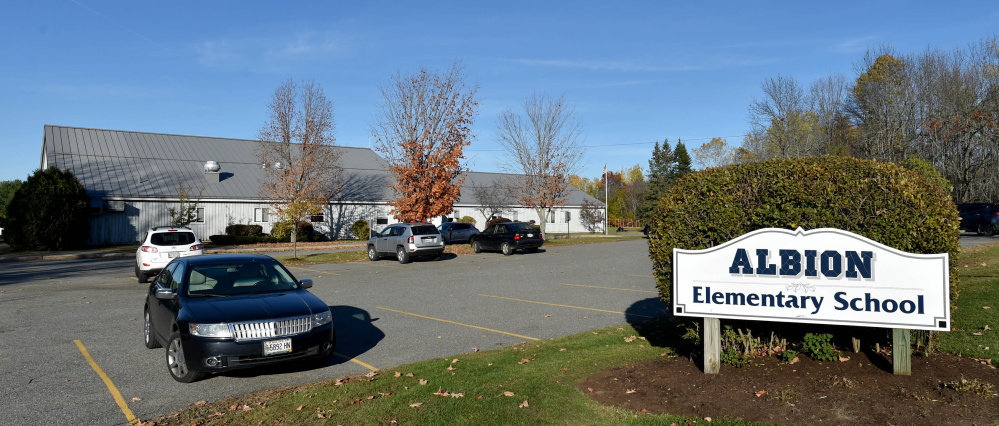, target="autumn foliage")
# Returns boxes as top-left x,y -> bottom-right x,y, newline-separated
372,62 -> 478,223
